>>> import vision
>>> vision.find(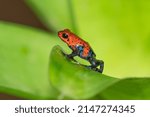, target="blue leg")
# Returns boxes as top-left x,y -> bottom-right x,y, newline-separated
88,57 -> 104,73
